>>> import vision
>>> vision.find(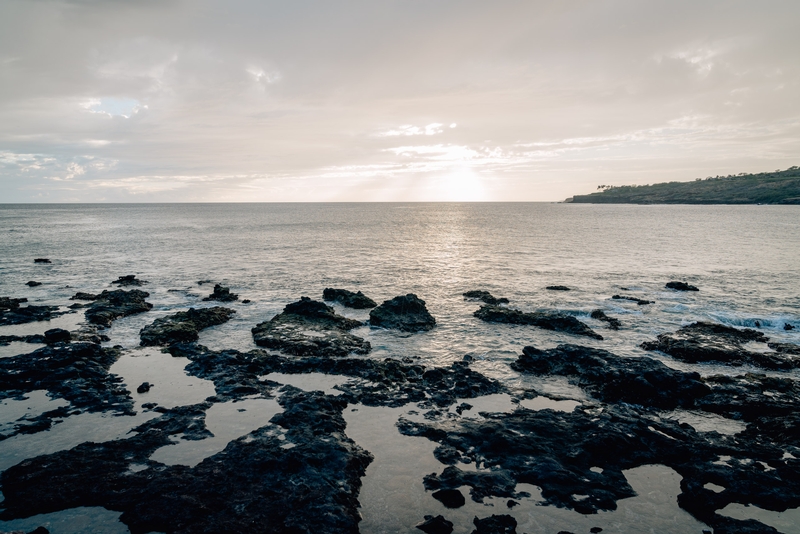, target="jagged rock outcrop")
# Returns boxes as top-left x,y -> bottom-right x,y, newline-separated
84,289 -> 153,327
140,307 -> 236,346
369,294 -> 436,332
323,288 -> 377,309
203,284 -> 239,302
463,290 -> 509,305
474,305 -> 602,340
